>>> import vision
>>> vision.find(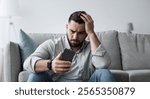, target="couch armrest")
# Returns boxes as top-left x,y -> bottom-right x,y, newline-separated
4,41 -> 22,82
